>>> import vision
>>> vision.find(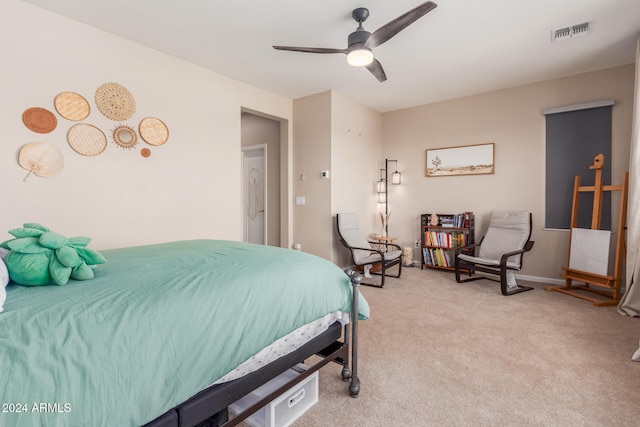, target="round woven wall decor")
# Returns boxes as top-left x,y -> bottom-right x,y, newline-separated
95,82 -> 136,121
111,124 -> 138,150
139,117 -> 169,146
22,107 -> 57,133
54,92 -> 90,121
67,123 -> 107,156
